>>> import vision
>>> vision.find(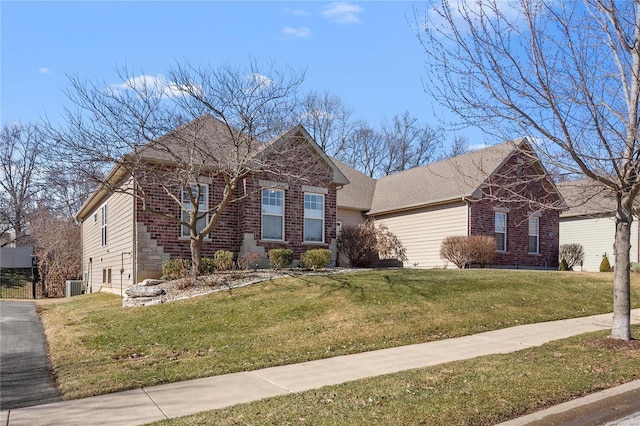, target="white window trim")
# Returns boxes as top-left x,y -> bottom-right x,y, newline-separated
180,183 -> 209,239
261,188 -> 285,241
304,192 -> 325,243
528,216 -> 540,254
495,211 -> 507,252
